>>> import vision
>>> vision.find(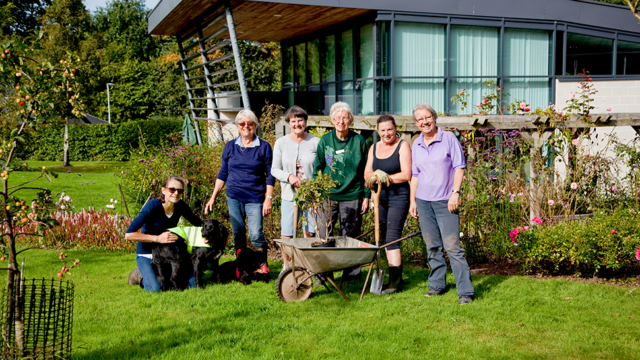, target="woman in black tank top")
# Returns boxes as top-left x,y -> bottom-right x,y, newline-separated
364,115 -> 412,294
